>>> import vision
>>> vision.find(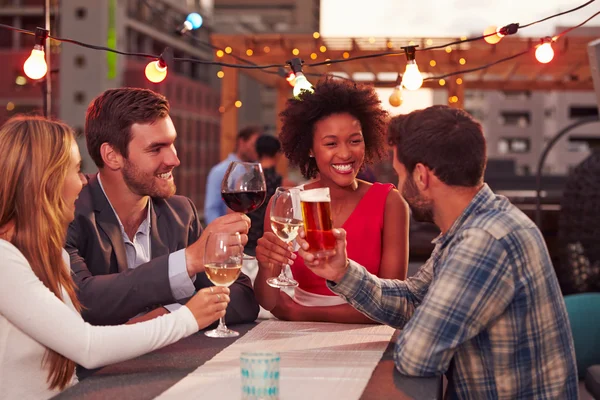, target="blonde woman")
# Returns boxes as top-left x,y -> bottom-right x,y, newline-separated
0,116 -> 230,399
